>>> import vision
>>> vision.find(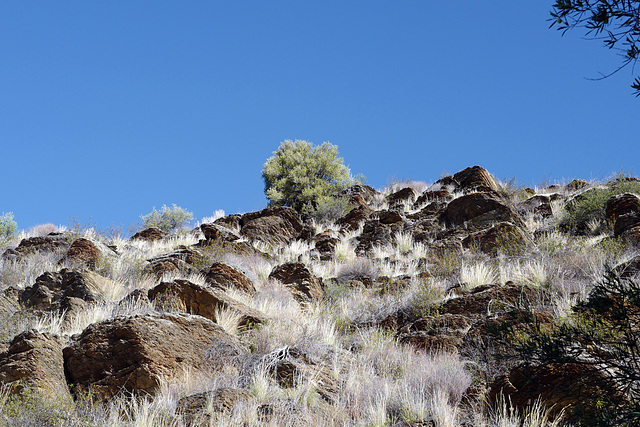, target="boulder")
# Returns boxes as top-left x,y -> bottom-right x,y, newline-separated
356,220 -> 393,255
614,212 -> 640,244
146,246 -> 205,279
268,263 -> 324,304
489,363 -> 622,422
440,191 -> 521,229
439,283 -> 535,317
0,330 -> 70,399
518,195 -> 552,218
452,165 -> 499,193
8,234 -> 70,258
60,238 -> 102,269
203,263 -> 256,294
176,388 -> 253,425
63,313 -> 247,399
313,233 -> 338,261
240,207 -> 304,245
341,185 -> 378,205
19,269 -> 103,313
414,189 -> 453,208
605,193 -> 640,223
148,280 -> 265,328
377,210 -> 405,225
130,227 -> 167,242
566,179 -> 589,191
336,205 -> 374,232
200,223 -> 241,242
462,222 -> 528,255
396,314 -> 473,352
386,187 -> 418,209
